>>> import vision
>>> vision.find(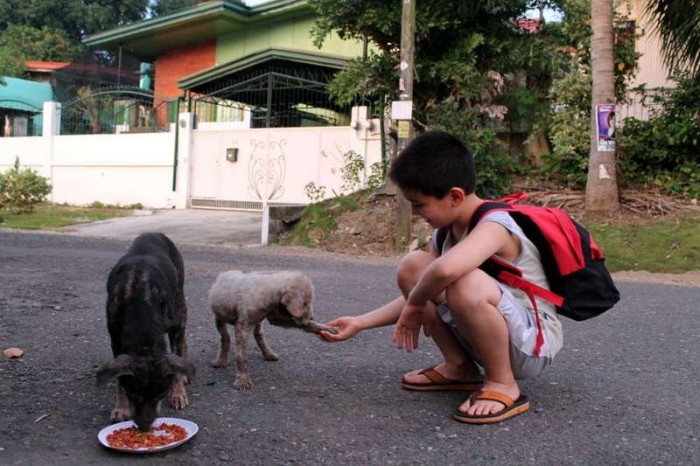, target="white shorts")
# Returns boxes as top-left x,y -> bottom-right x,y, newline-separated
437,284 -> 552,380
